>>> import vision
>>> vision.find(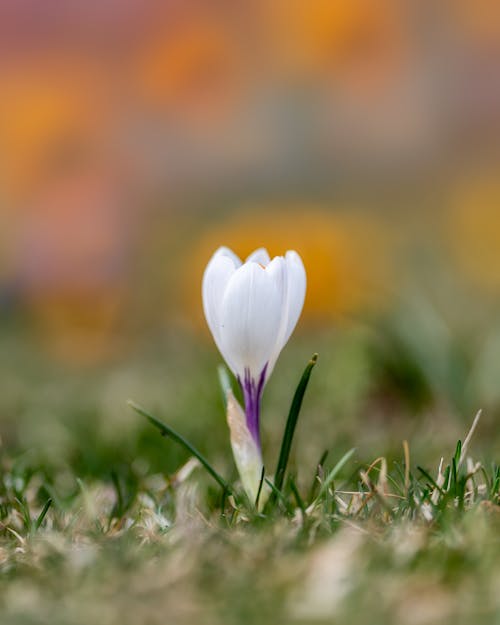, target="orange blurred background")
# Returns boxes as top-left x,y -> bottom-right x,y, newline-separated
1,0 -> 499,364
